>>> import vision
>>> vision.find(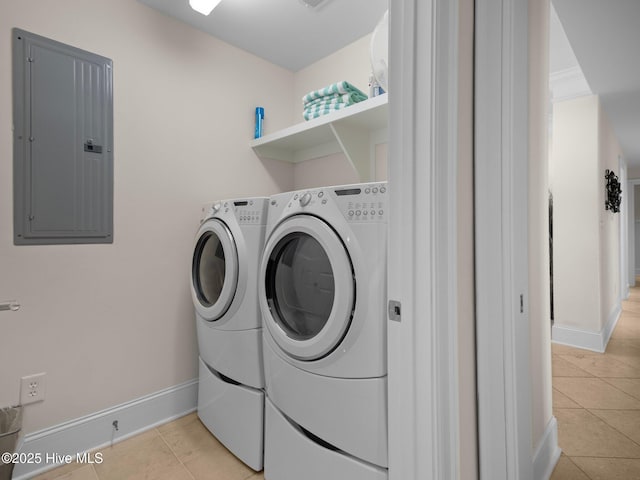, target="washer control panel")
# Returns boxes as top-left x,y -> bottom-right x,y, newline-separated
234,199 -> 268,225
